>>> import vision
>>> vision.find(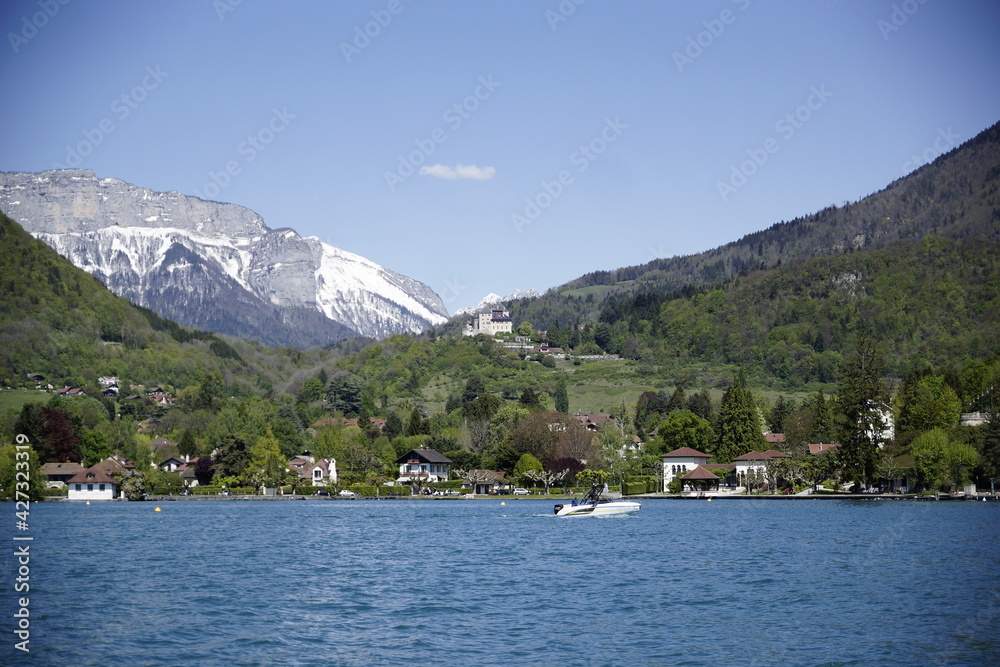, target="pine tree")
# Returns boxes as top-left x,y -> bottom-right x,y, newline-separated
666,386 -> 686,412
835,333 -> 890,490
714,377 -> 765,462
812,390 -> 834,442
